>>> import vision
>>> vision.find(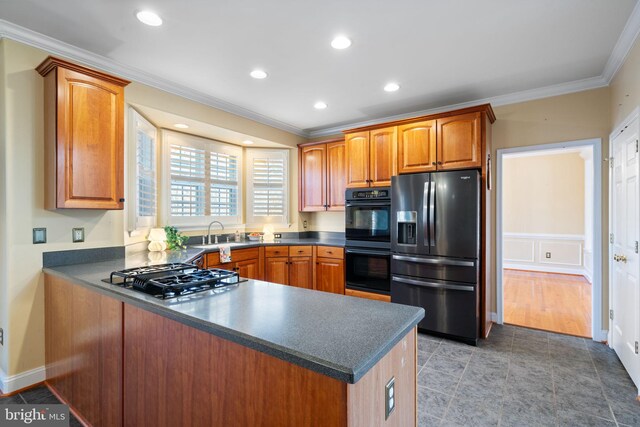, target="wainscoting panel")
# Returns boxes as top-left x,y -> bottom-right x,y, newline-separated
503,233 -> 585,276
